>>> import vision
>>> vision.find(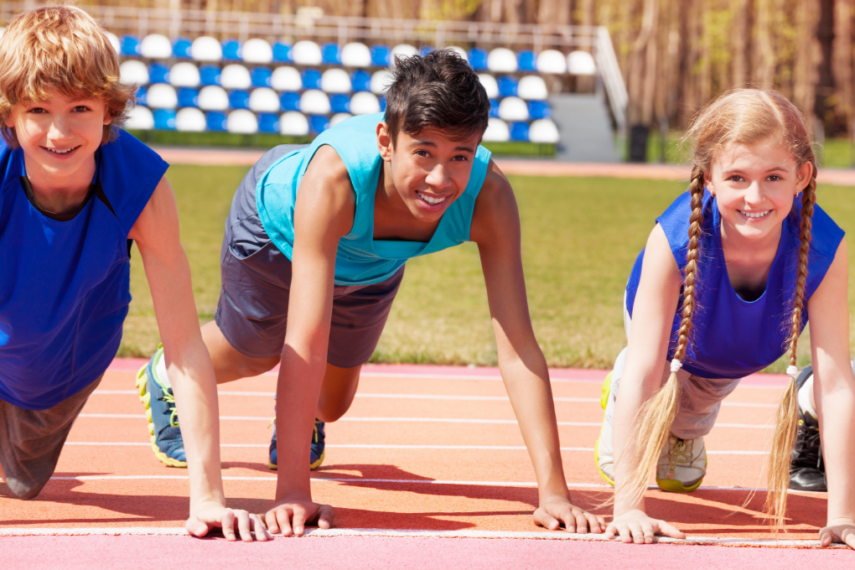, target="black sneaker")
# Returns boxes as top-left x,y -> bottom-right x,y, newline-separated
789,365 -> 826,492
